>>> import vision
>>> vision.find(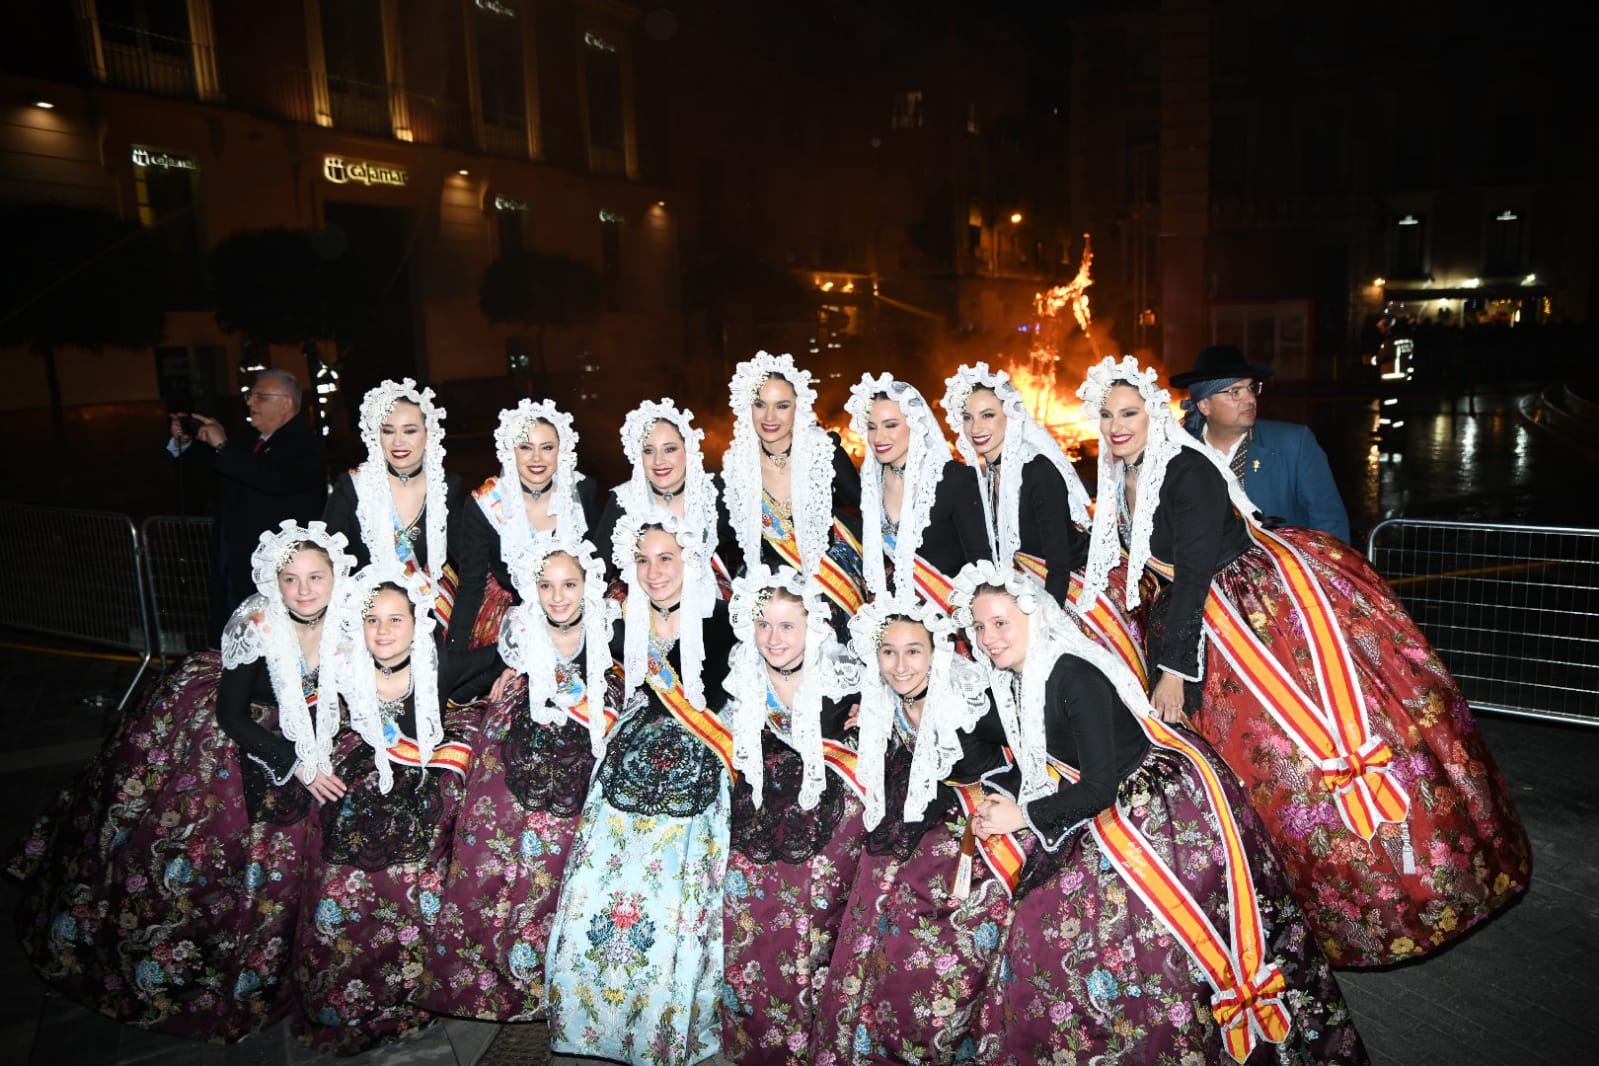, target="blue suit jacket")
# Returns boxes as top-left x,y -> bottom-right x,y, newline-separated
1224,419 -> 1350,544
